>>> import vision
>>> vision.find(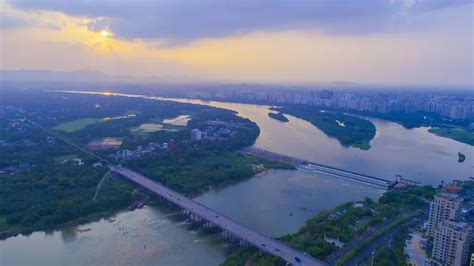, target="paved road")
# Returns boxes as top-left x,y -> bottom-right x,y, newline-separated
110,165 -> 326,266
343,218 -> 420,266
326,214 -> 403,264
